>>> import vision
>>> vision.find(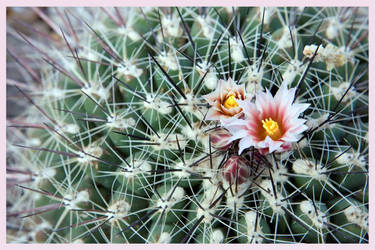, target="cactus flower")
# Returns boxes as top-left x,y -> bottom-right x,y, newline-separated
222,155 -> 250,184
203,78 -> 249,121
222,82 -> 310,155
